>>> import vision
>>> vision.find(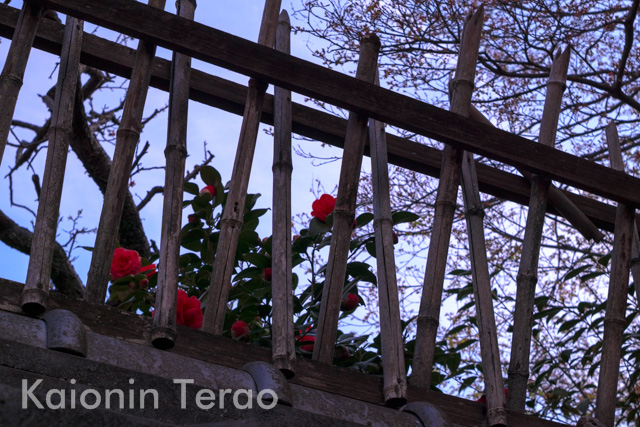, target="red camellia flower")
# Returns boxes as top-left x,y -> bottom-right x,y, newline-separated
176,289 -> 203,329
340,293 -> 359,312
231,320 -> 250,340
335,345 -> 350,360
110,247 -> 141,281
262,267 -> 272,282
188,214 -> 200,224
311,194 -> 336,222
299,335 -> 315,352
199,185 -> 216,198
